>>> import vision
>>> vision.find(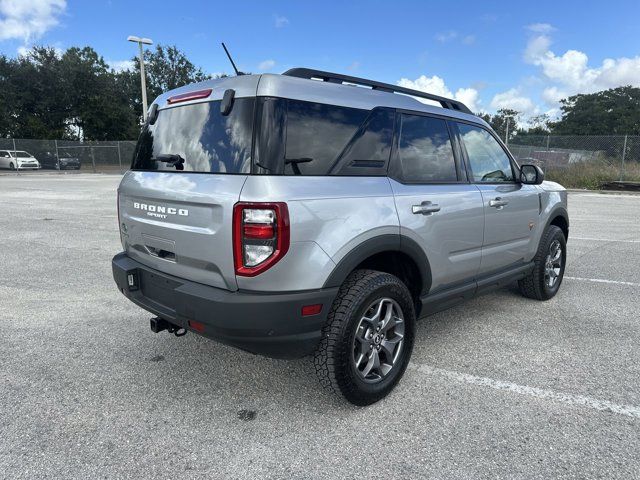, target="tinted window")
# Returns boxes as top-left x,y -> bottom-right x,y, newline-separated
132,99 -> 254,174
332,108 -> 395,175
0,151 -> 9,158
284,100 -> 368,175
396,114 -> 457,183
458,124 -> 514,182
